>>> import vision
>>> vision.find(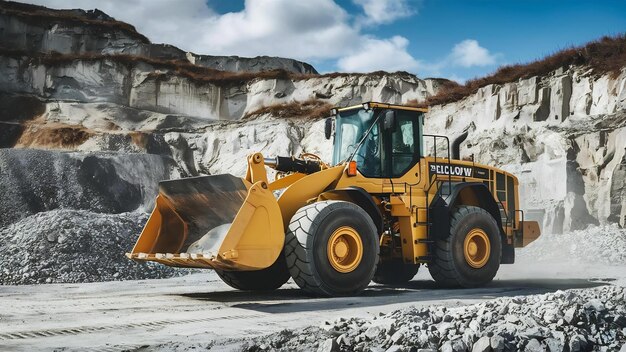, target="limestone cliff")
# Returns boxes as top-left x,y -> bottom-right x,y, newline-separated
425,67 -> 626,233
